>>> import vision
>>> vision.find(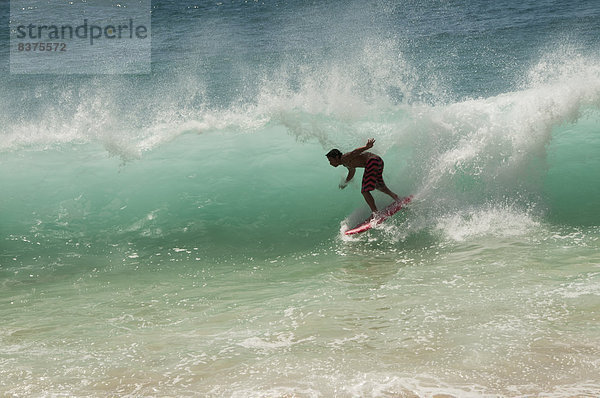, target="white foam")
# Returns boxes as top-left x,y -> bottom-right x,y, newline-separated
344,373 -> 500,398
434,205 -> 540,242
238,332 -> 314,351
